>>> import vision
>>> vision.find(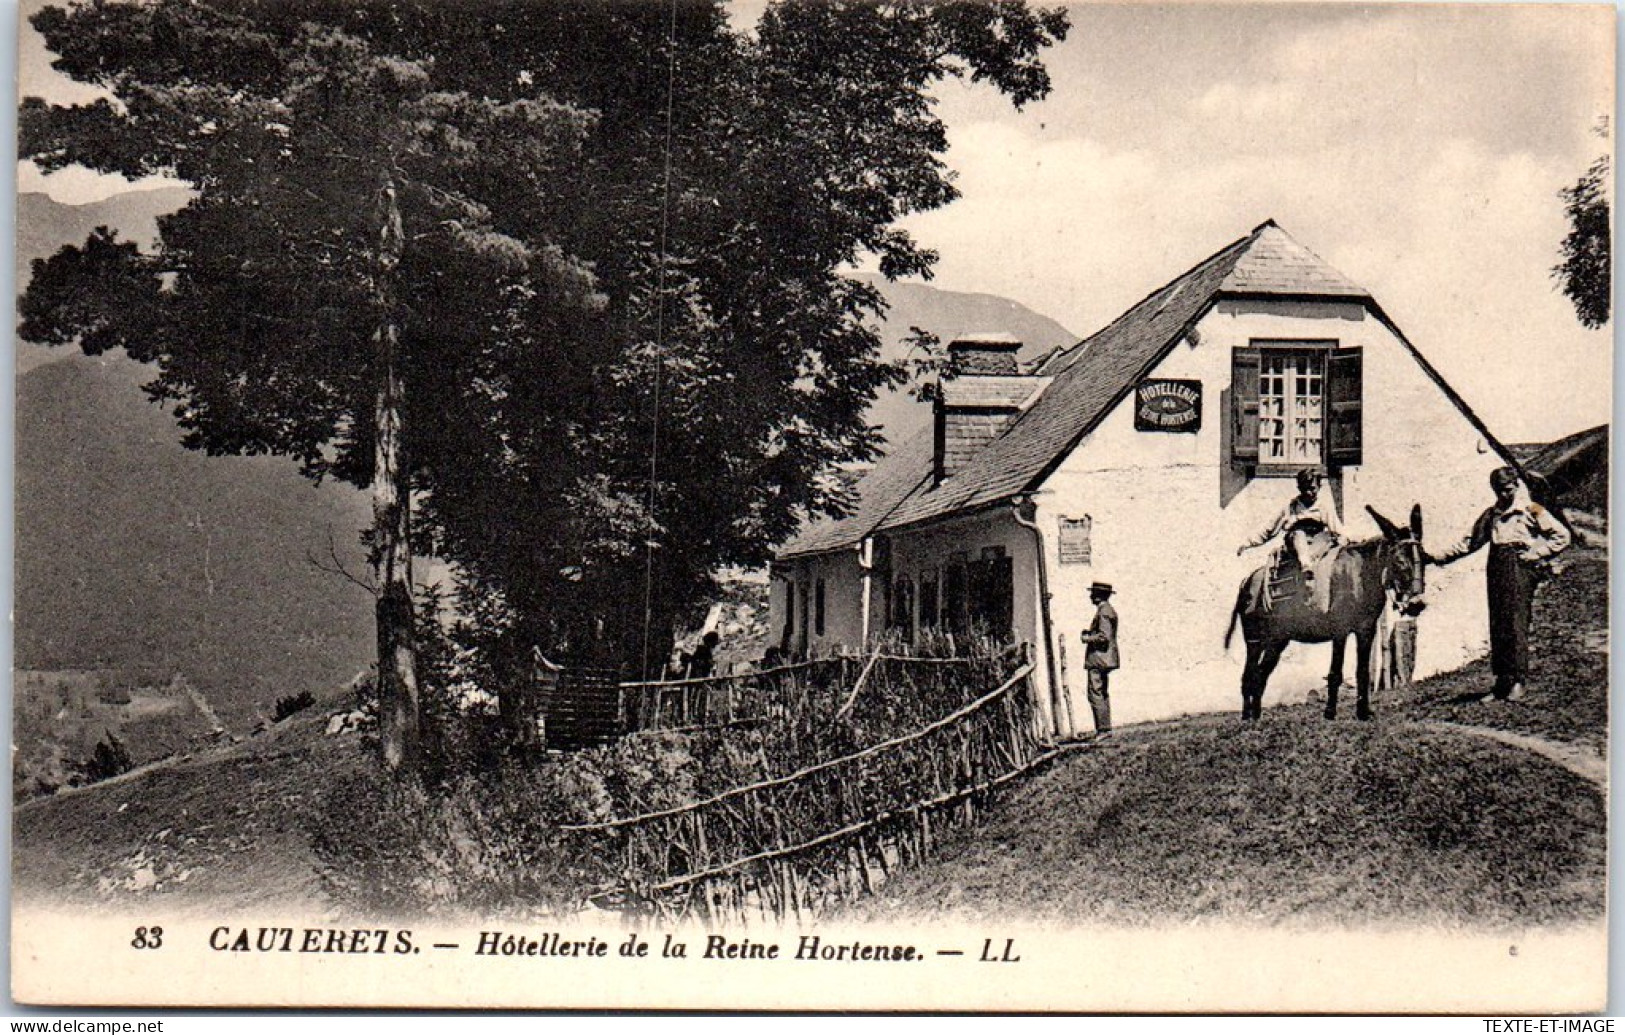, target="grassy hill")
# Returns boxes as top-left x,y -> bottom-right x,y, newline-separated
15,352 -> 376,747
